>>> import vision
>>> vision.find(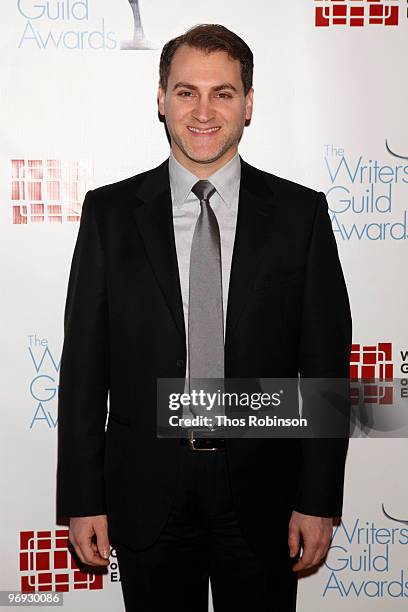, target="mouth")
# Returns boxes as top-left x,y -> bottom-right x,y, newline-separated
187,126 -> 221,135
